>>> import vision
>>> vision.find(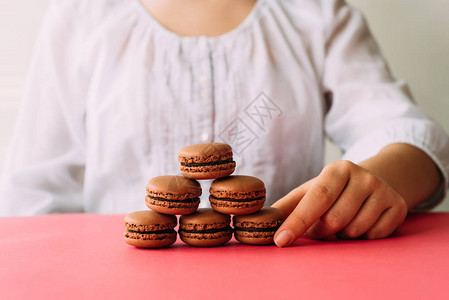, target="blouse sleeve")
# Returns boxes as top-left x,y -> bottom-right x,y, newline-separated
0,1 -> 89,215
321,0 -> 449,209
